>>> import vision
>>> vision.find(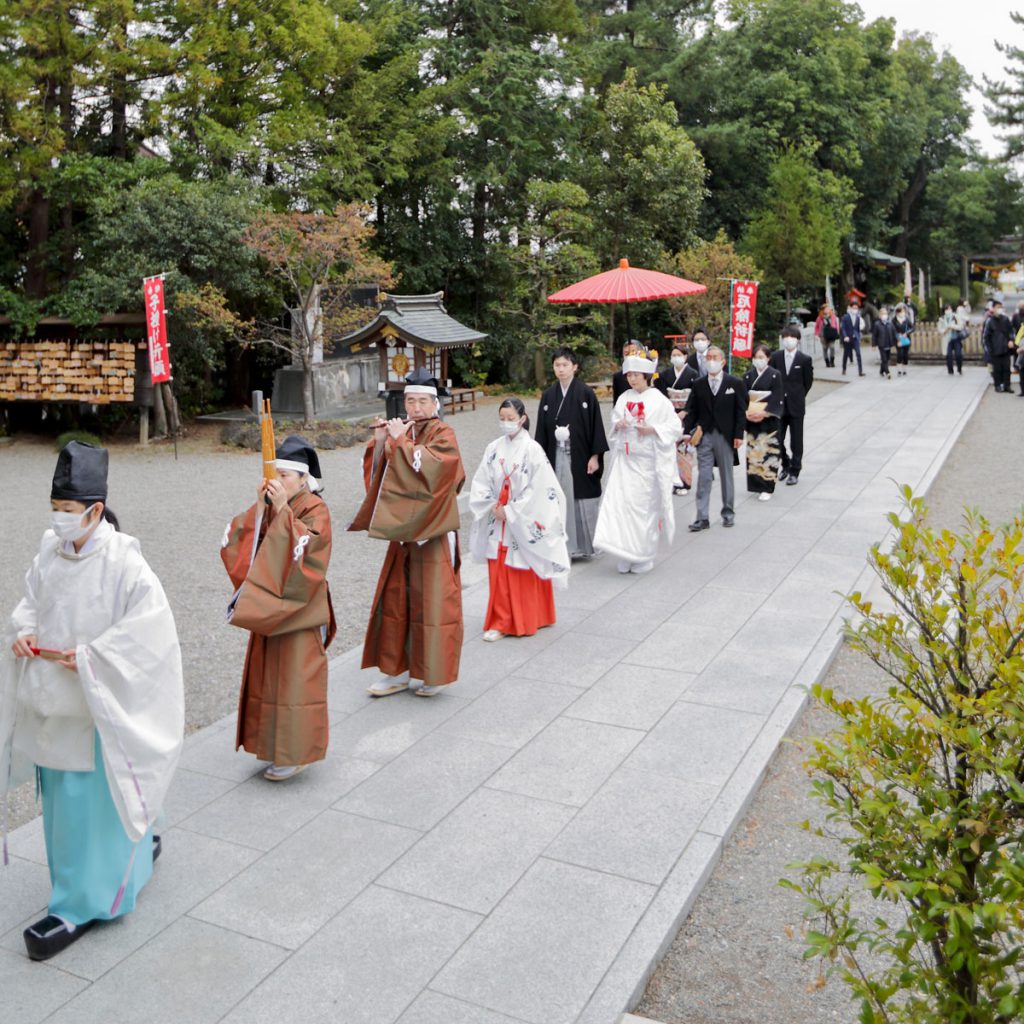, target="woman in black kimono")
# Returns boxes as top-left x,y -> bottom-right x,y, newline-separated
535,347 -> 610,559
656,343 -> 700,494
742,344 -> 784,501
